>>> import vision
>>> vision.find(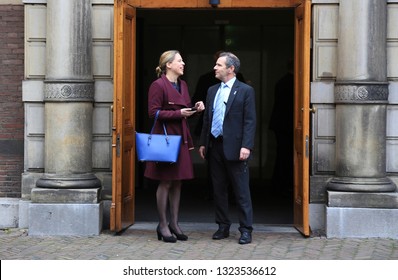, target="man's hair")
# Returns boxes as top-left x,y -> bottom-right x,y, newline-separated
219,52 -> 240,74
